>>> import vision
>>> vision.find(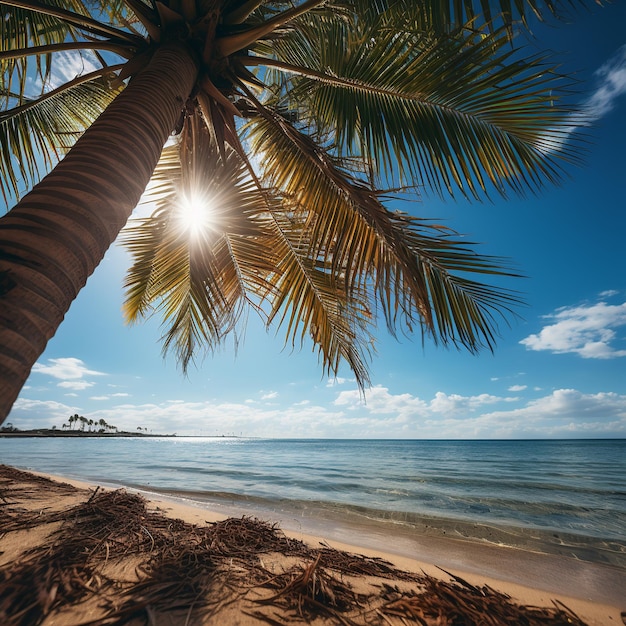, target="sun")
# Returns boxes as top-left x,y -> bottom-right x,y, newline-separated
177,193 -> 214,236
